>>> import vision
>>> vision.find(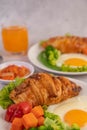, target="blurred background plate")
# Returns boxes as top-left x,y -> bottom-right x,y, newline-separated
28,43 -> 87,76
0,61 -> 34,84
